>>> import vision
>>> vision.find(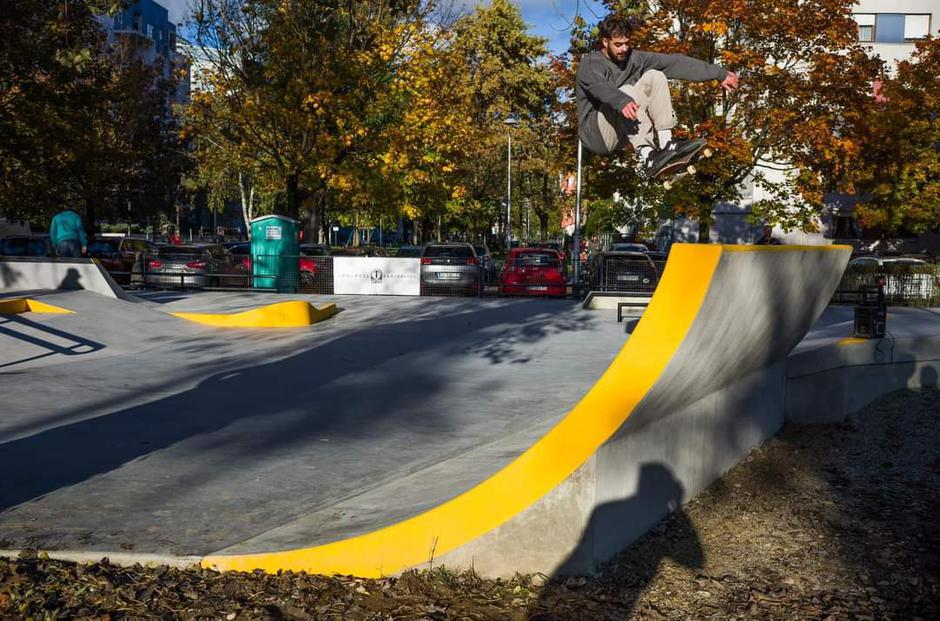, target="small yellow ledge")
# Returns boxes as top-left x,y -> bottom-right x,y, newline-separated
0,298 -> 74,315
171,301 -> 339,328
